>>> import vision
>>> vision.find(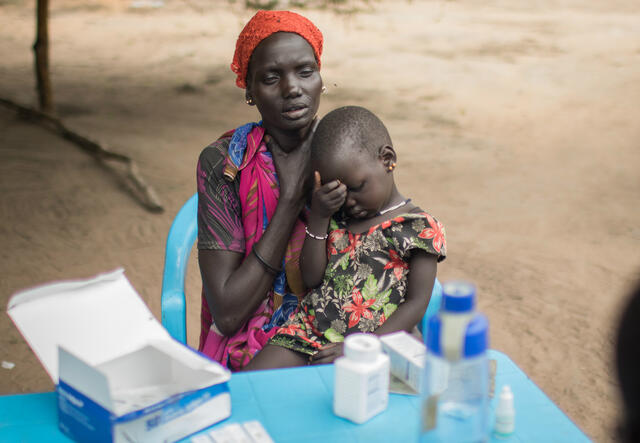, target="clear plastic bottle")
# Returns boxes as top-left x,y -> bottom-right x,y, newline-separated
420,281 -> 490,443
334,333 -> 390,424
